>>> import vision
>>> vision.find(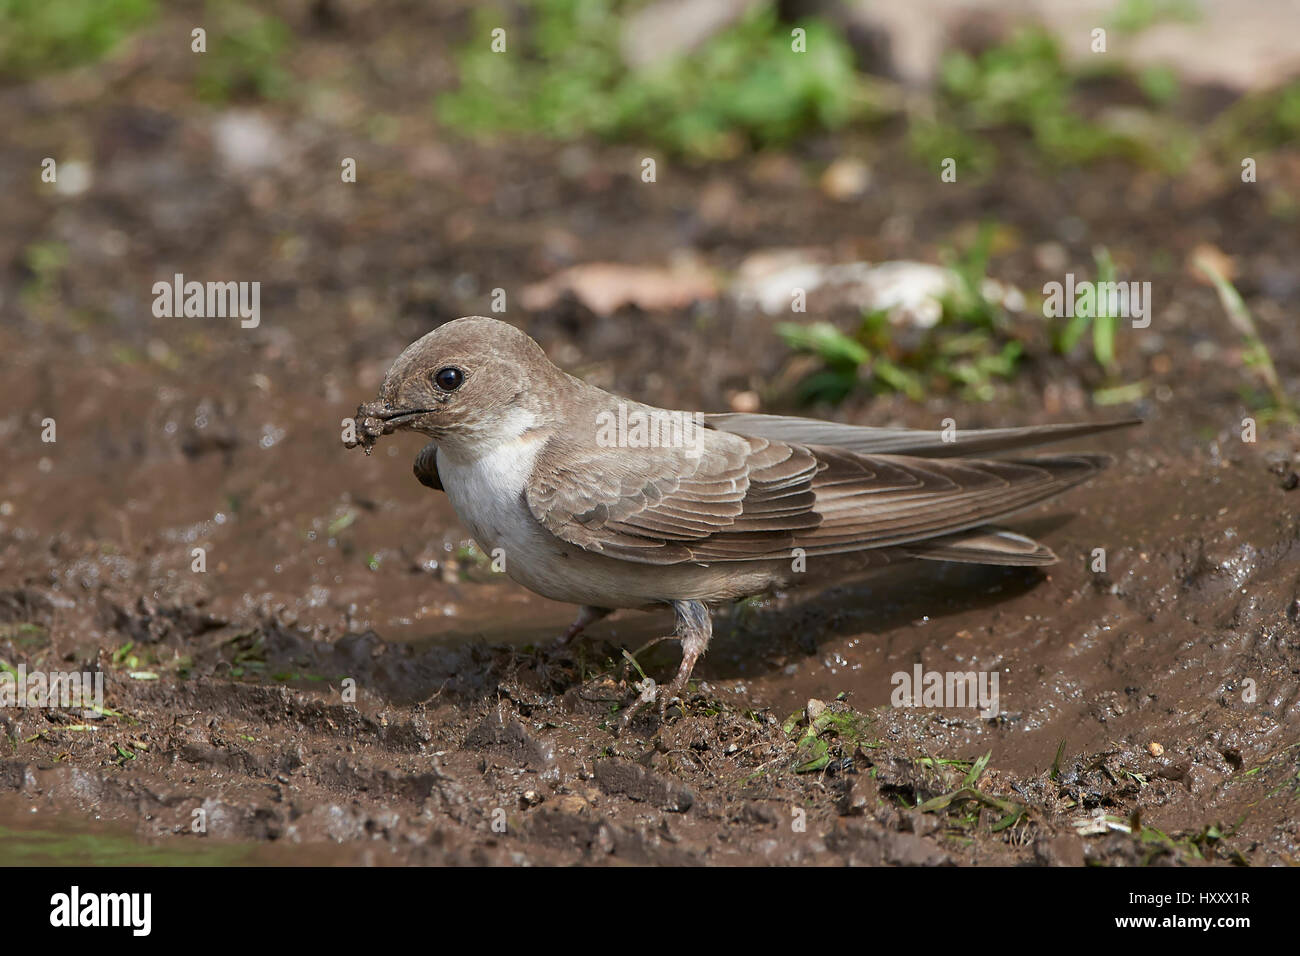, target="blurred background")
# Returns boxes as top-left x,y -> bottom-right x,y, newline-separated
2,0 -> 1299,864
